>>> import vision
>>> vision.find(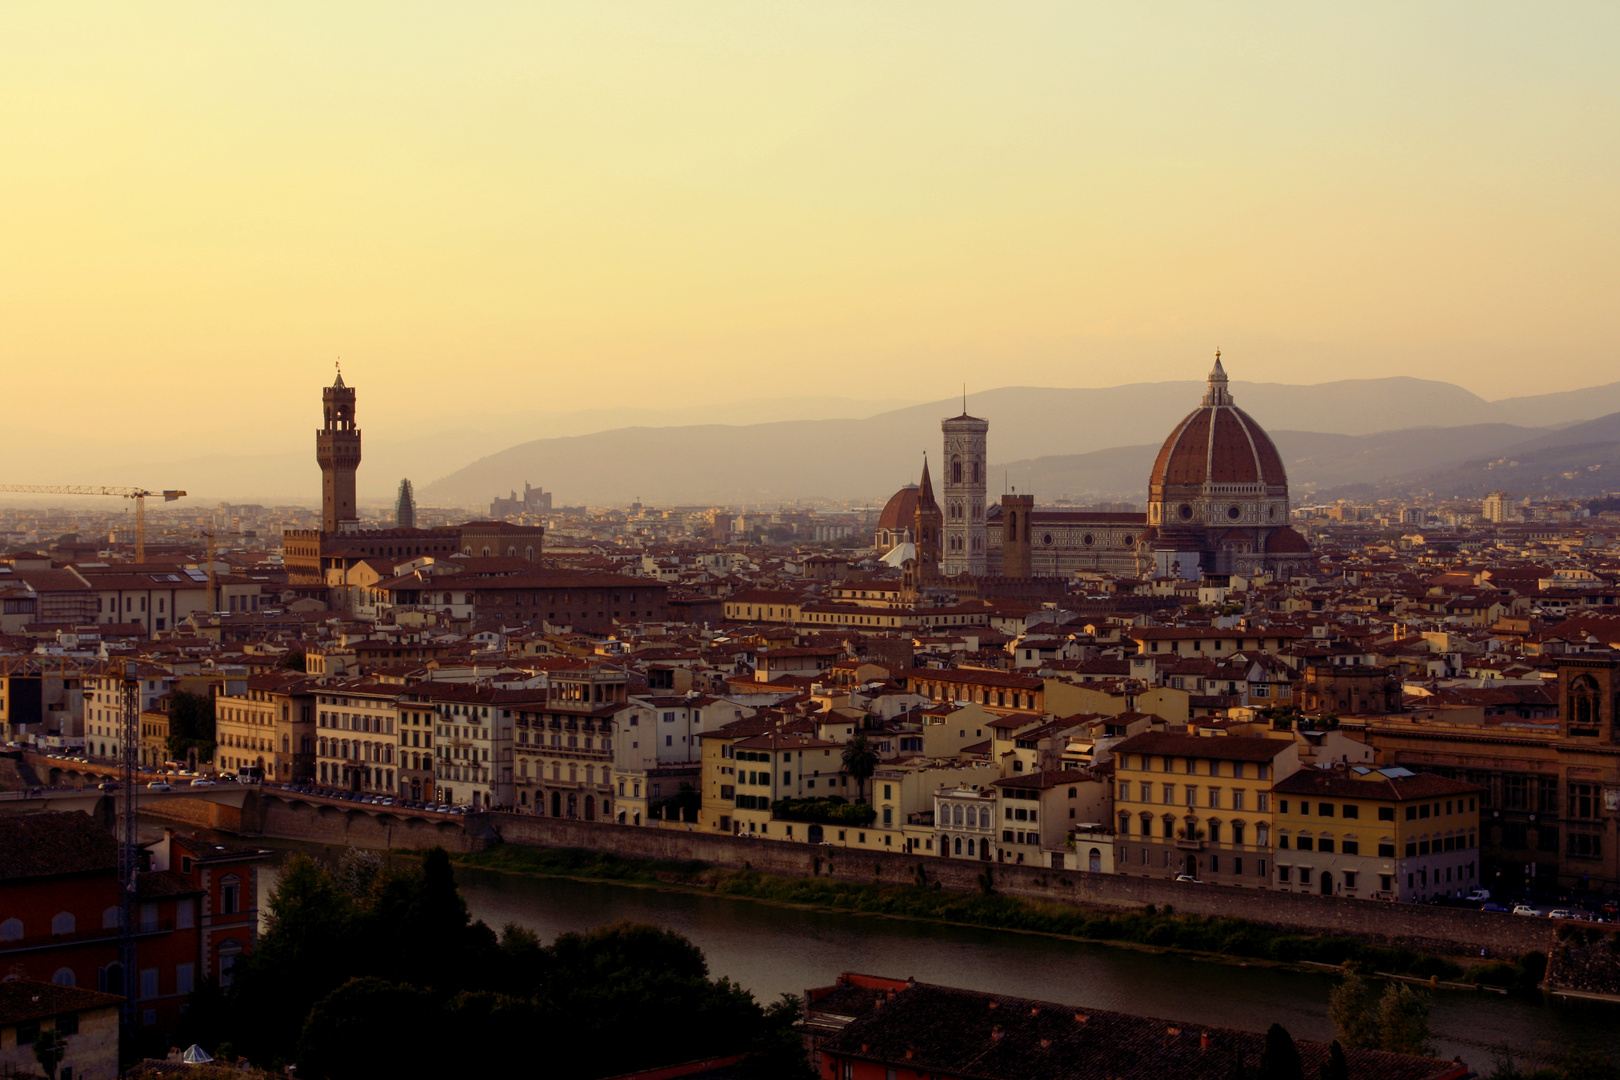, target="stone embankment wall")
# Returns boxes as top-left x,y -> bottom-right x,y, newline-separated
154,790 -> 1554,958
490,814 -> 1555,960
141,790 -> 493,853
